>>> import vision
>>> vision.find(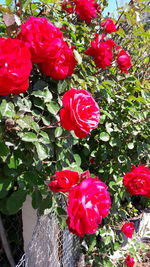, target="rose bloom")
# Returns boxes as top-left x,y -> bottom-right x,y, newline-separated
74,0 -> 100,24
17,17 -> 63,63
61,0 -> 74,14
121,222 -> 134,238
101,18 -> 117,33
117,48 -> 132,73
0,38 -> 32,96
60,88 -> 100,138
85,33 -> 116,69
67,177 -> 111,237
48,170 -> 80,193
39,42 -> 76,80
125,255 -> 135,267
123,165 -> 150,198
